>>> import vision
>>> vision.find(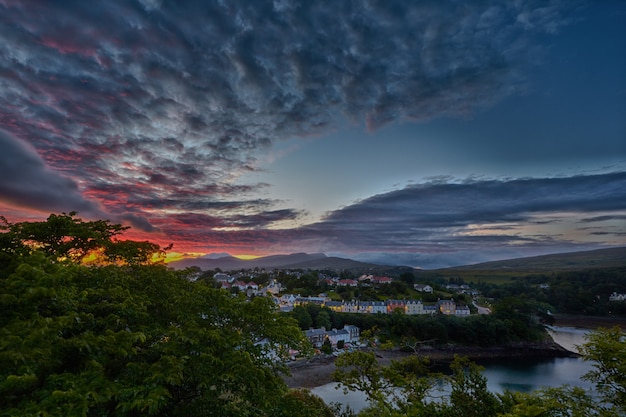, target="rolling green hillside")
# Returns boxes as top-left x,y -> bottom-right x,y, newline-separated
417,247 -> 626,284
